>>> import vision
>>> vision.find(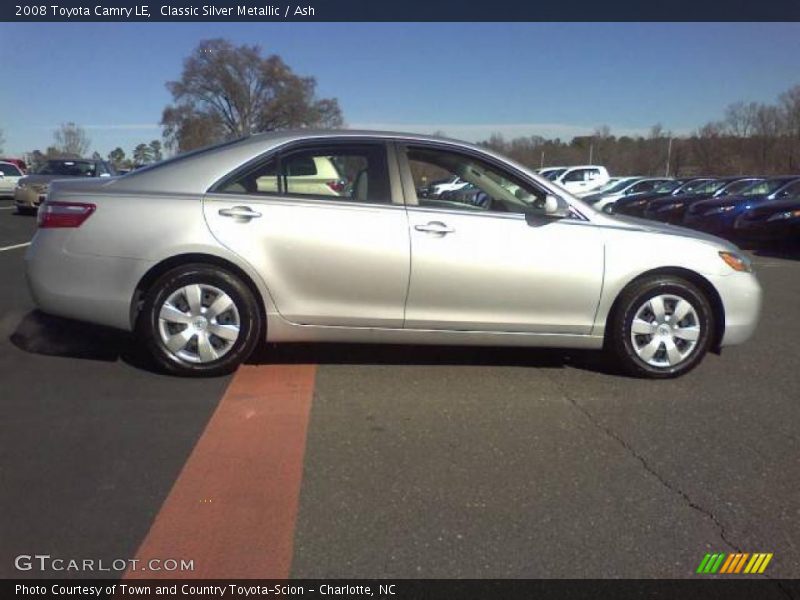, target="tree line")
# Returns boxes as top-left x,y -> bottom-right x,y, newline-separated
476,86 -> 800,177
